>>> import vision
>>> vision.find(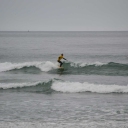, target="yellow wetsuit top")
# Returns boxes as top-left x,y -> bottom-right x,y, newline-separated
58,55 -> 63,61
